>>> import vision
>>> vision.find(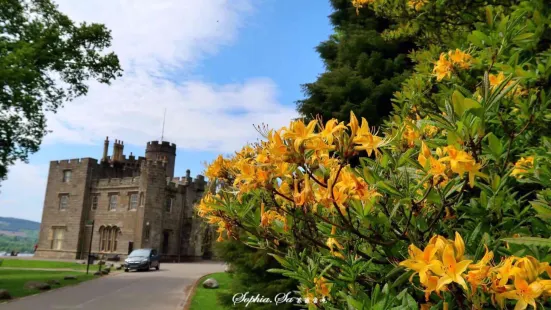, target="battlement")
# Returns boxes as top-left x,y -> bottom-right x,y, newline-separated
51,158 -> 98,166
95,176 -> 140,187
140,159 -> 167,169
165,173 -> 206,191
146,141 -> 177,154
